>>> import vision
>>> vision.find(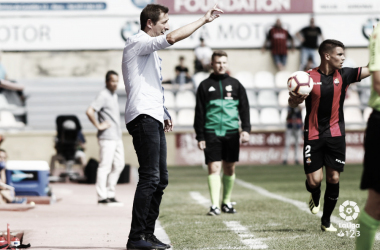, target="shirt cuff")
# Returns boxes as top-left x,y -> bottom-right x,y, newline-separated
164,106 -> 171,120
